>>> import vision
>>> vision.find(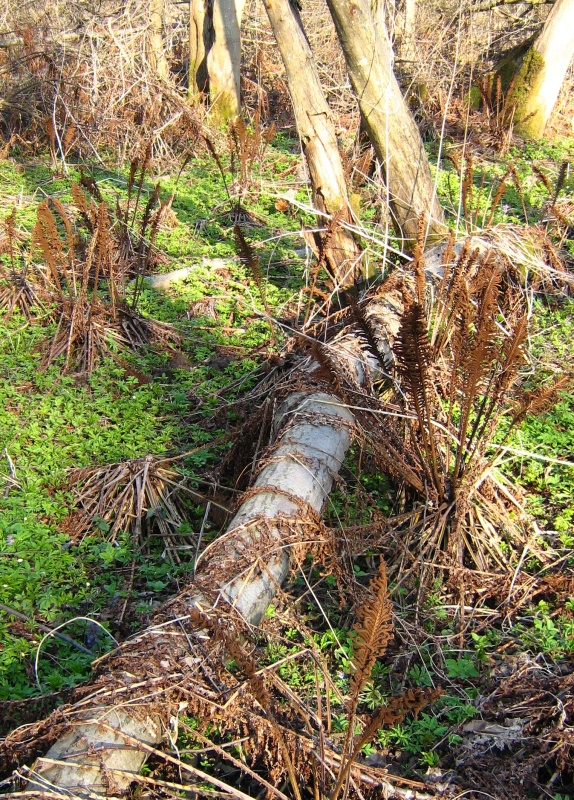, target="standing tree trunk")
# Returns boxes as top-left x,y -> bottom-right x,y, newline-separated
188,0 -> 245,124
188,0 -> 211,100
508,0 -> 574,138
207,0 -> 246,124
149,0 -> 169,80
325,0 -> 447,249
397,0 -> 416,65
263,0 -> 363,287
